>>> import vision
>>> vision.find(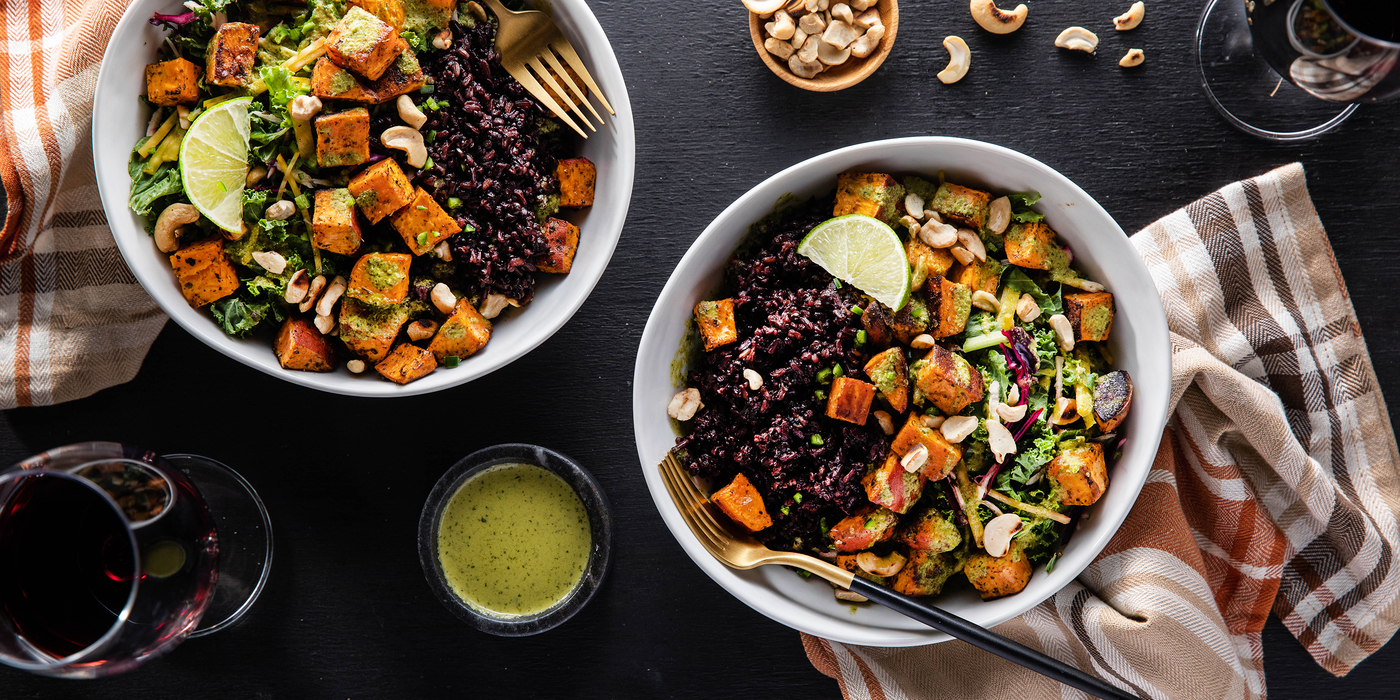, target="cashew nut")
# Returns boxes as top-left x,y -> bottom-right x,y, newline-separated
315,275 -> 347,317
346,359 -> 366,374
789,27 -> 808,50
798,12 -> 826,36
972,289 -> 1000,312
986,417 -> 1018,462
1055,26 -> 1099,53
832,3 -> 855,24
904,193 -> 925,218
1119,48 -> 1145,68
848,25 -> 885,58
970,0 -> 1028,35
743,0 -> 788,16
957,229 -> 987,261
941,415 -> 979,443
987,196 -> 1010,234
765,37 -> 796,60
479,293 -> 513,319
743,368 -> 764,390
805,0 -> 829,12
667,387 -> 703,421
822,20 -> 861,49
1049,313 -> 1075,351
949,246 -> 976,265
765,10 -> 796,40
1114,2 -> 1145,31
251,250 -> 287,274
289,95 -> 322,121
434,241 -> 454,262
284,269 -> 310,304
900,444 -> 929,473
910,334 -> 936,349
432,29 -> 452,50
246,165 -> 267,187
313,313 -> 336,335
854,8 -> 881,29
856,550 -> 907,577
997,402 -> 1027,423
396,95 -> 428,130
153,203 -> 200,253
817,40 -> 851,66
919,219 -> 959,248
299,274 -> 327,313
937,36 -> 971,84
177,105 -> 192,129
1062,276 -> 1106,292
467,0 -> 487,22
407,319 -> 439,341
382,126 -> 428,168
922,414 -> 945,429
873,410 -> 895,435
788,52 -> 824,79
265,199 -> 295,221
835,589 -> 869,603
849,0 -> 876,10
430,283 -> 456,315
1015,293 -> 1040,322
982,513 -> 1024,558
